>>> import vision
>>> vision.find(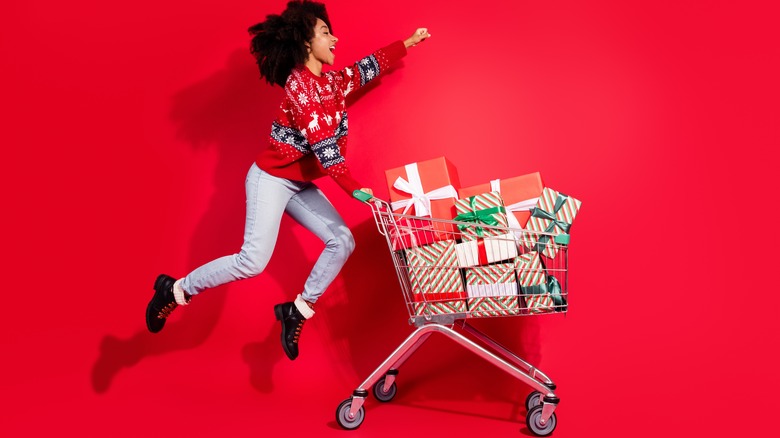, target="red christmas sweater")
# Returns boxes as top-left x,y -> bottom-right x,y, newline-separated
255,40 -> 407,195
